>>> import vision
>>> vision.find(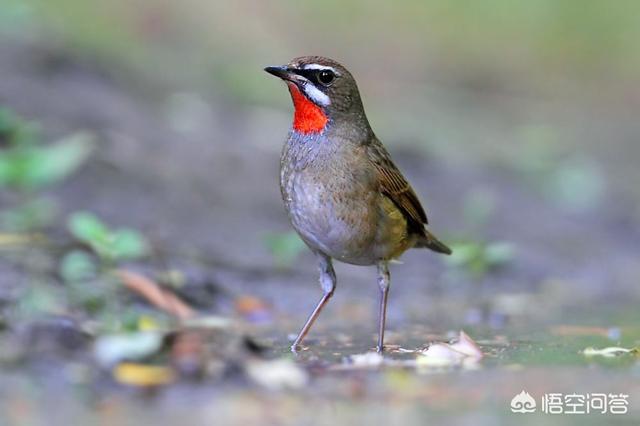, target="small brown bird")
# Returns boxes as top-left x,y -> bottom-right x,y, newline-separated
265,56 -> 451,353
